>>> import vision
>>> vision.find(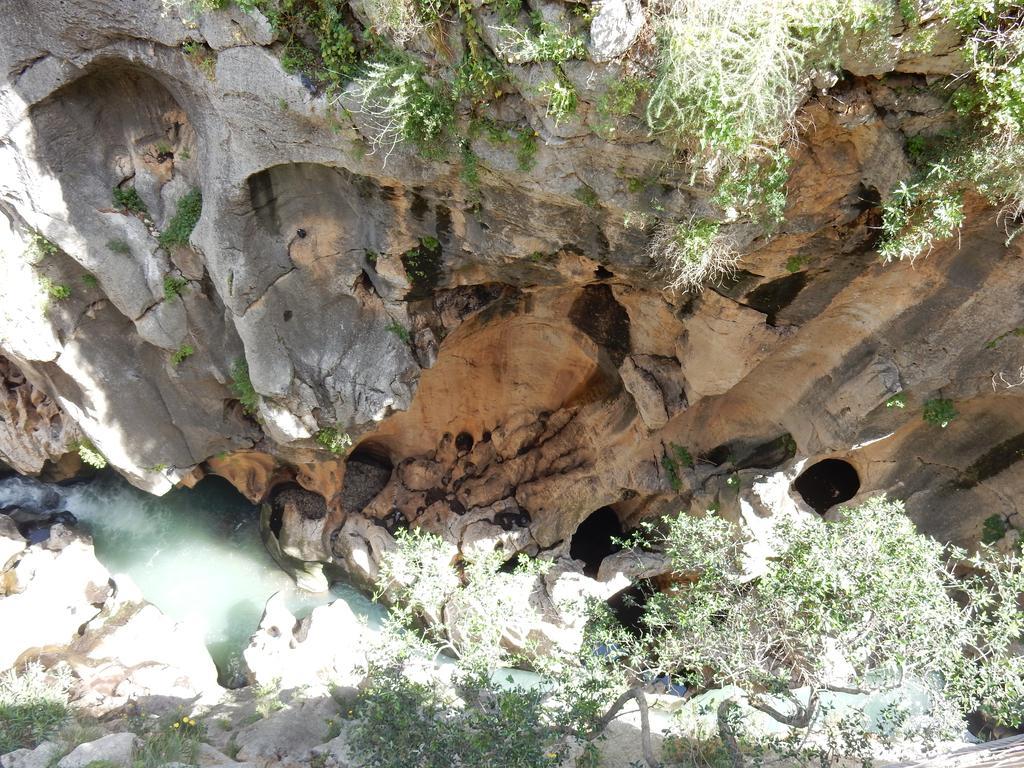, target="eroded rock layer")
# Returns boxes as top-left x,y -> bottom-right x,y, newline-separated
2,0 -> 1023,619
